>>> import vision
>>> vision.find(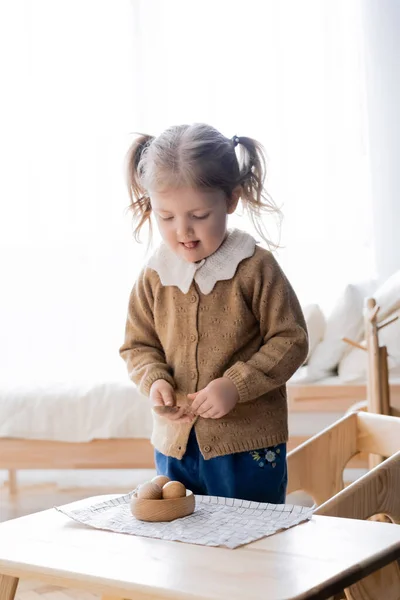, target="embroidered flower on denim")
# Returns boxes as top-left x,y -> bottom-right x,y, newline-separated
250,446 -> 281,468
